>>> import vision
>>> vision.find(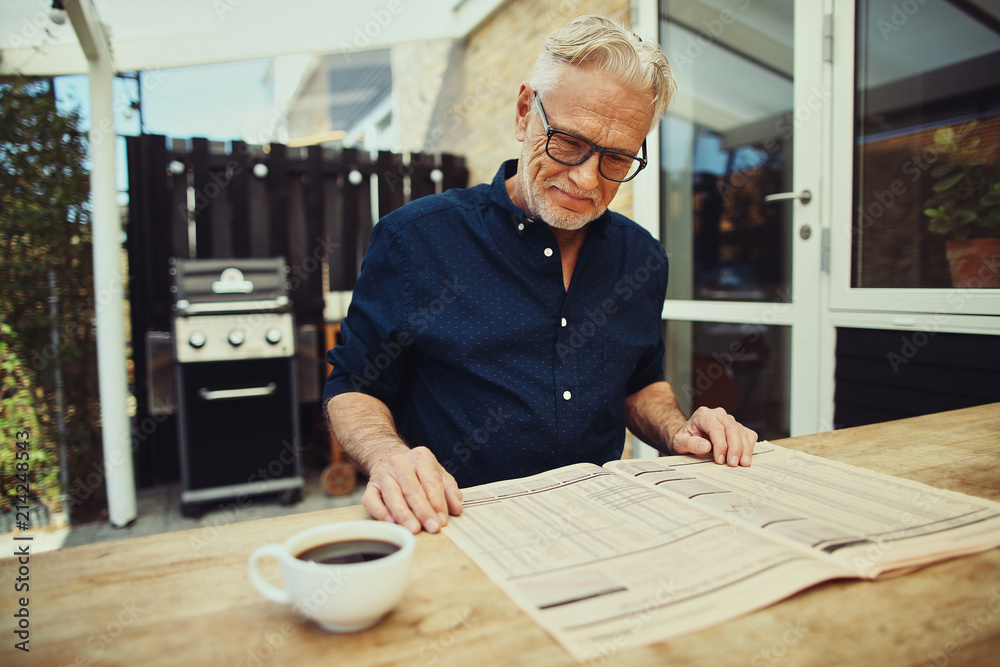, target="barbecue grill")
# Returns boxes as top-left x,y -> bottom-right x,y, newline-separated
170,257 -> 303,517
